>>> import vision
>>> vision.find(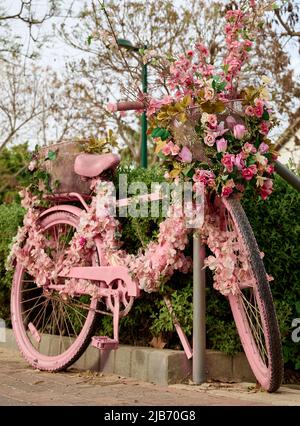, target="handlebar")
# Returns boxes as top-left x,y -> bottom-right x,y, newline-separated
115,101 -> 145,111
